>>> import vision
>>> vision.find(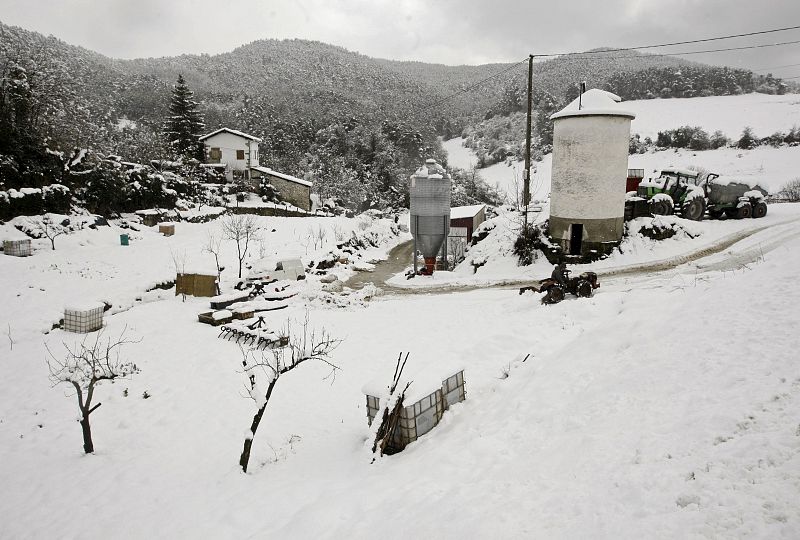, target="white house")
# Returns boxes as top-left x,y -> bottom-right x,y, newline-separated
199,128 -> 261,181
